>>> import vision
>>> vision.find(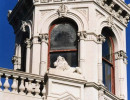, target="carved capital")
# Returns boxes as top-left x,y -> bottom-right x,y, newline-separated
78,31 -> 87,40
57,4 -> 68,17
25,38 -> 31,48
115,50 -> 127,64
12,56 -> 18,65
97,34 -> 106,43
39,33 -> 48,44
